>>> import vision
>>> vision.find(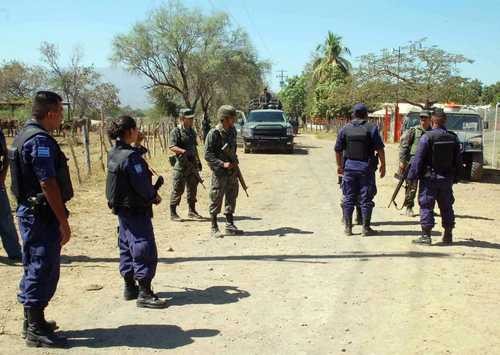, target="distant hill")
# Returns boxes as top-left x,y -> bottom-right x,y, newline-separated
97,67 -> 152,109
